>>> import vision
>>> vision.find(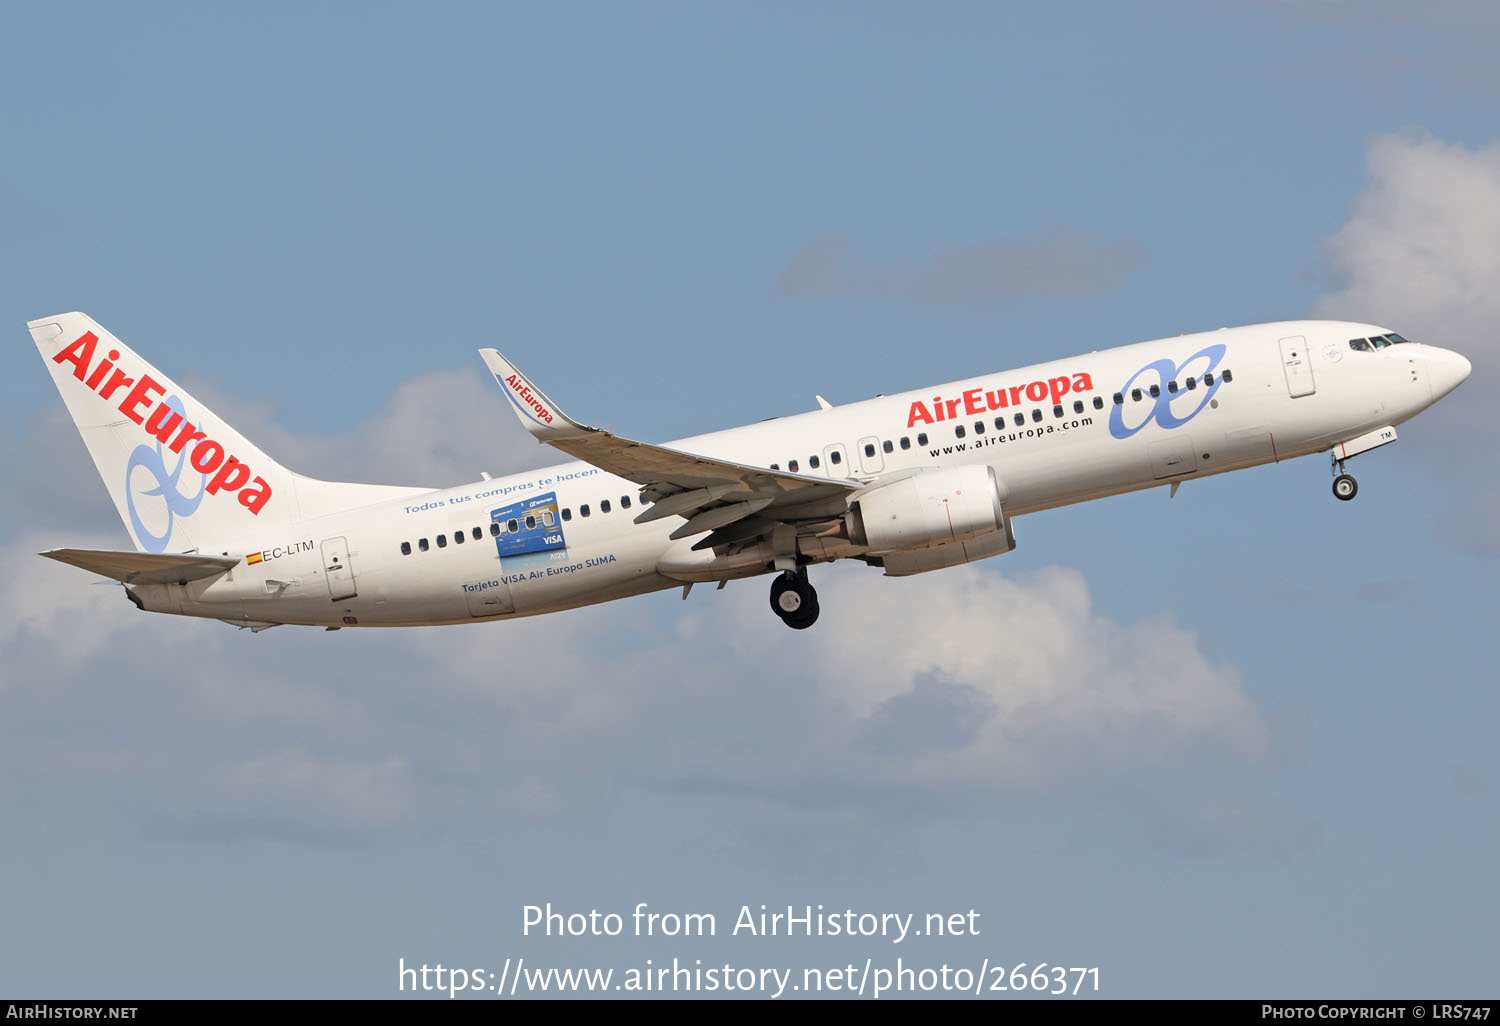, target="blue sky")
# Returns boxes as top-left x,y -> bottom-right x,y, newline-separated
2,1 -> 1497,998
